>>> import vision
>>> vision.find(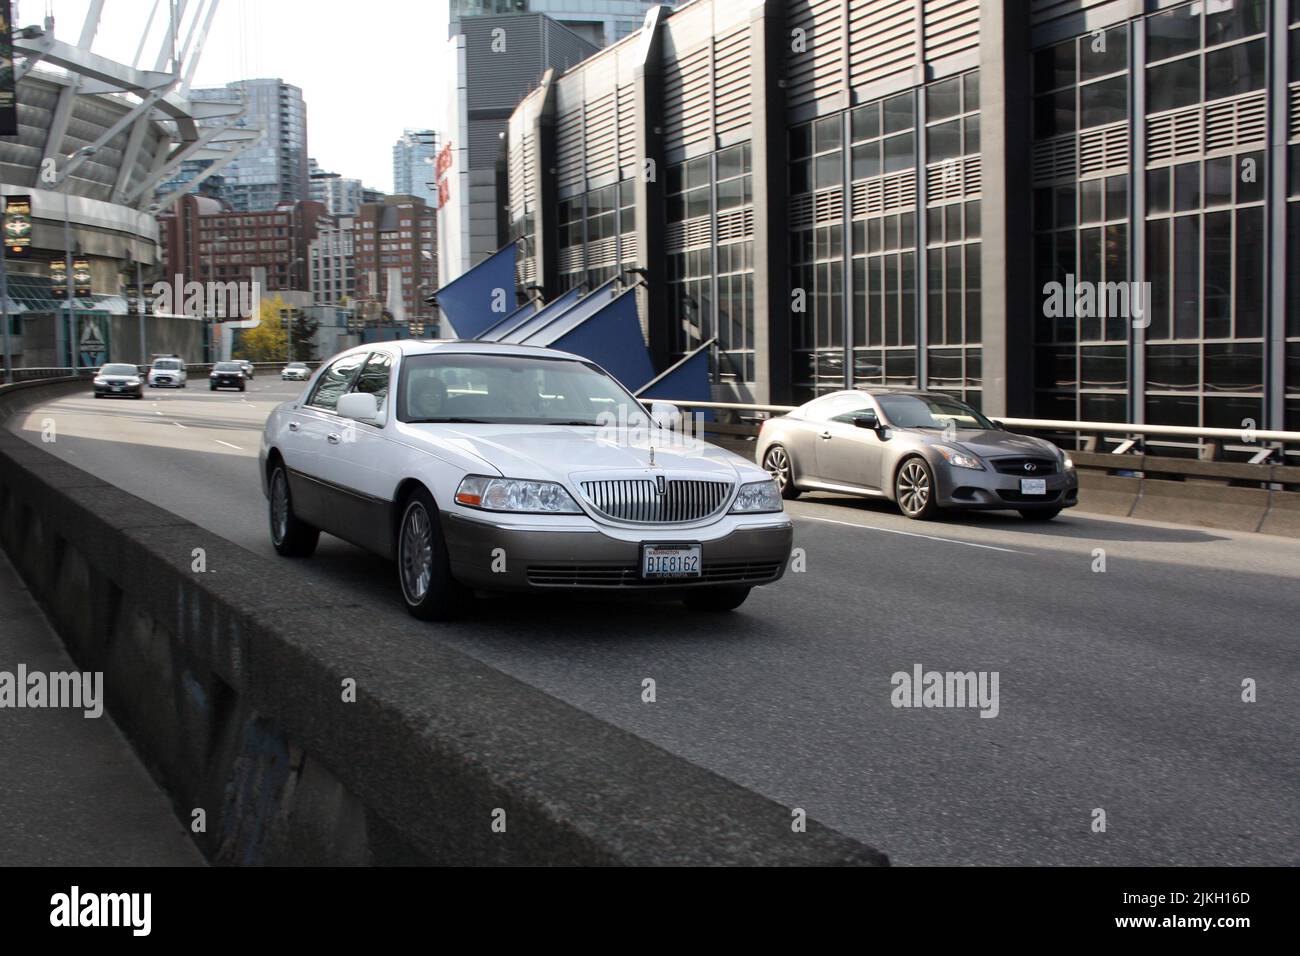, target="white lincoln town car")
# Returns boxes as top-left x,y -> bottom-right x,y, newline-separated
259,341 -> 793,619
